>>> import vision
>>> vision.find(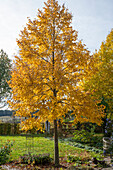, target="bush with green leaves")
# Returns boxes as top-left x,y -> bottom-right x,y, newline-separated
73,128 -> 95,144
0,140 -> 14,165
0,123 -> 20,135
72,129 -> 104,151
19,153 -> 53,165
